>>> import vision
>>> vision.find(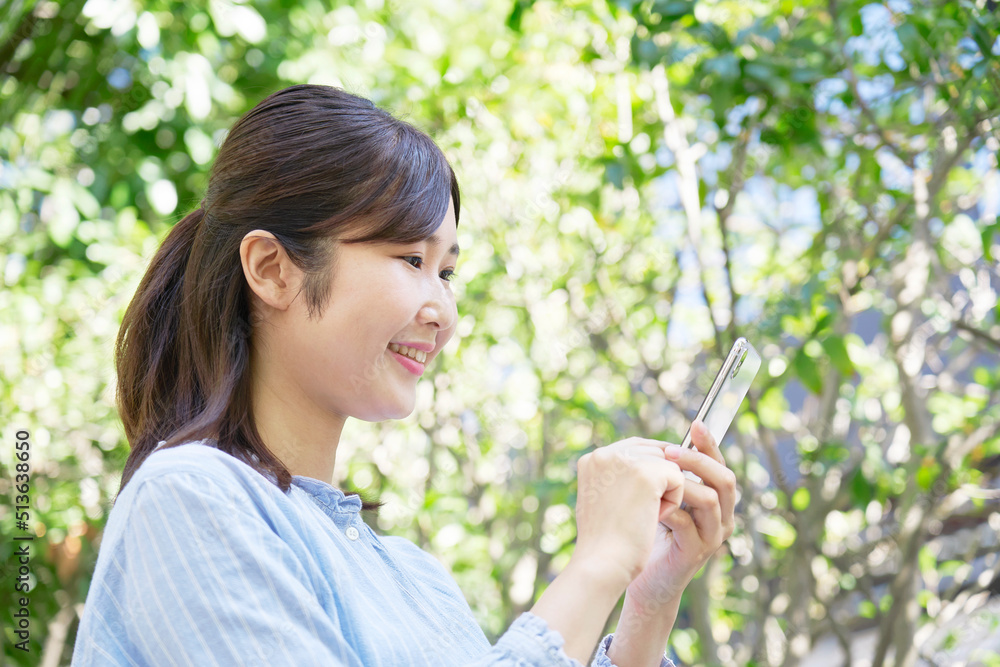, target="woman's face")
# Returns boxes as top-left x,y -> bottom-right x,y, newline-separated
274,198 -> 459,423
